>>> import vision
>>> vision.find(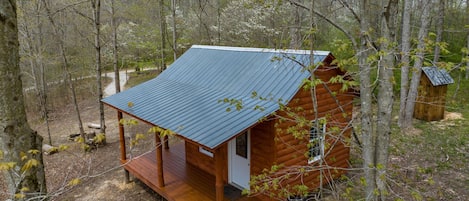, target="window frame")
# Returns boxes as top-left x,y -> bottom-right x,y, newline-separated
199,146 -> 214,158
308,119 -> 326,164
